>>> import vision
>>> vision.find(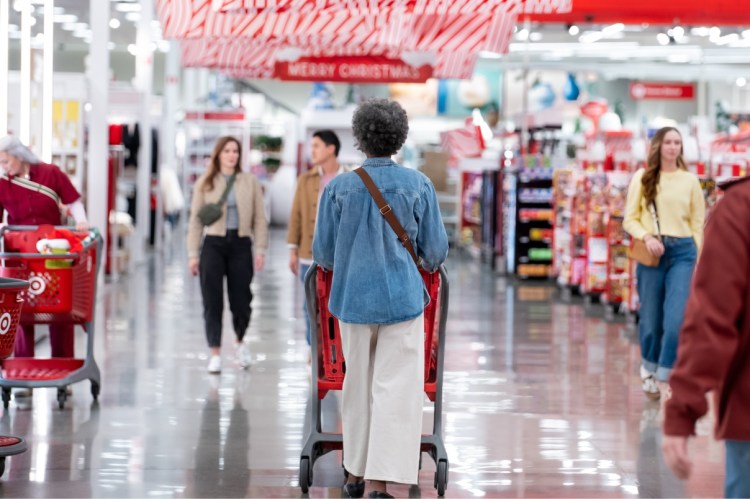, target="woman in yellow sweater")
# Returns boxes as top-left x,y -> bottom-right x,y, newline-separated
624,127 -> 705,400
